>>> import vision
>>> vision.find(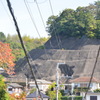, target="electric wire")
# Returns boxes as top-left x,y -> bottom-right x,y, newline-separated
24,0 -> 50,60
5,1 -> 98,99
24,47 -> 42,78
0,0 -> 14,26
33,0 -> 54,49
34,0 -> 61,49
34,0 -> 46,29
34,0 -> 55,50
27,0 -> 48,4
6,0 -> 43,99
48,0 -> 62,49
83,2 -> 100,99
84,46 -> 100,99
15,49 -> 98,80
